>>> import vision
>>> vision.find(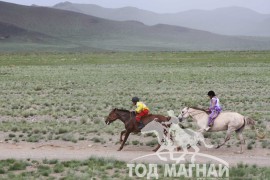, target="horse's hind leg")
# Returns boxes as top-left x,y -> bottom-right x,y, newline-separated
152,144 -> 161,152
120,130 -> 126,142
235,132 -> 245,154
